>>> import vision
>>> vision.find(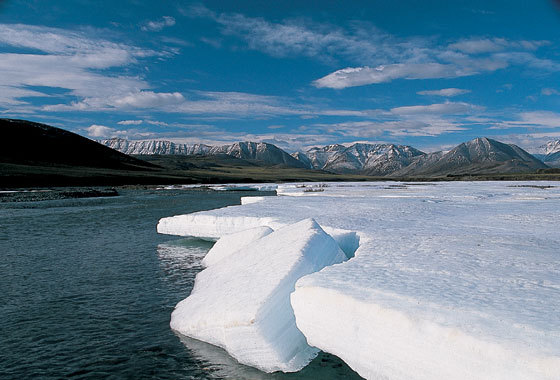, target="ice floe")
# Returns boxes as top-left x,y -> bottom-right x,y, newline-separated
169,218 -> 346,373
160,181 -> 560,379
